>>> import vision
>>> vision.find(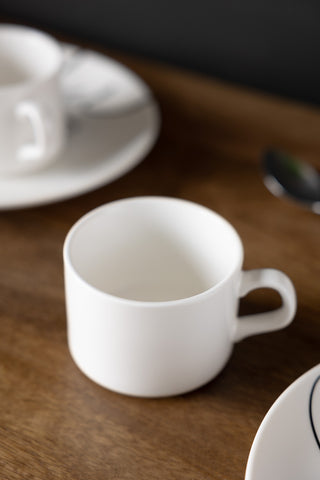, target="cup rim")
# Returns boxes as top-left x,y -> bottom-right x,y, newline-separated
0,23 -> 63,90
63,196 -> 244,307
